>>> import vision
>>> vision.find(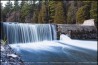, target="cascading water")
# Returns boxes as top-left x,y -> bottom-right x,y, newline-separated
2,22 -> 57,44
1,22 -> 97,65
